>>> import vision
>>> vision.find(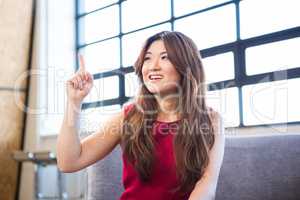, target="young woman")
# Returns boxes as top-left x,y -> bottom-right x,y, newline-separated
57,31 -> 225,200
